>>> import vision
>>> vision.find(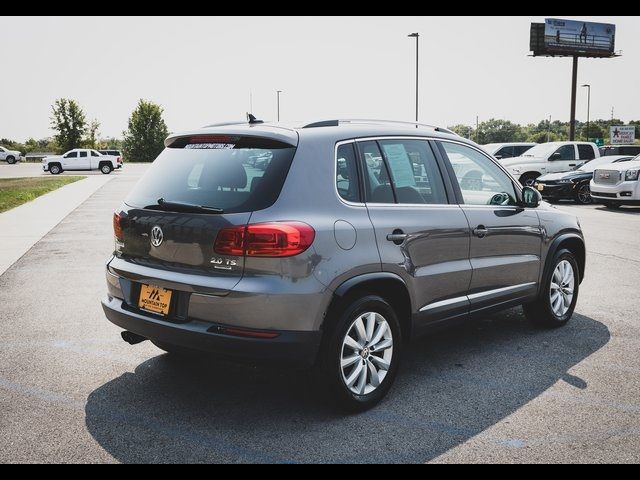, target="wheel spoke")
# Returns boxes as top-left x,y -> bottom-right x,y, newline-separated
341,354 -> 361,369
551,282 -> 561,292
370,355 -> 390,371
367,361 -> 381,388
356,362 -> 368,394
354,317 -> 368,344
344,335 -> 362,351
373,338 -> 393,352
553,293 -> 564,314
370,321 -> 388,347
345,361 -> 364,388
365,312 -> 376,342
